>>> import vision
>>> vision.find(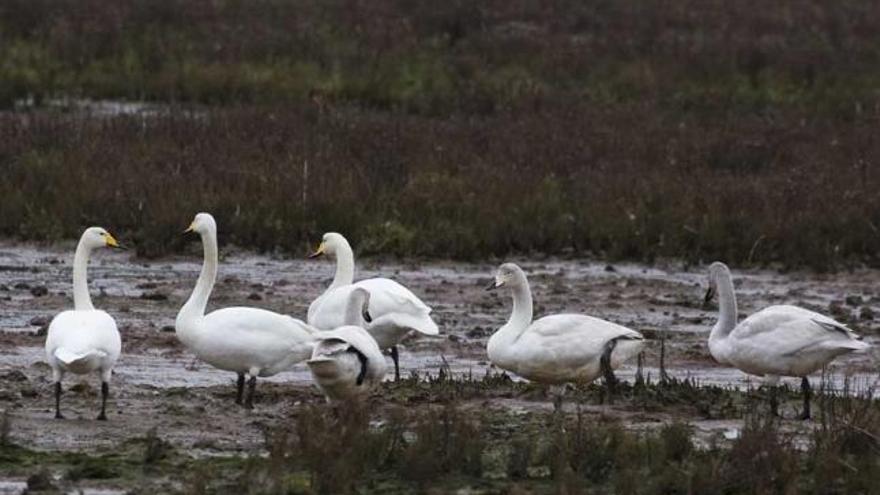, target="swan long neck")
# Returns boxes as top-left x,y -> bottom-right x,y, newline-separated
498,280 -> 534,345
711,272 -> 738,339
178,229 -> 218,324
72,237 -> 95,311
330,243 -> 355,289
